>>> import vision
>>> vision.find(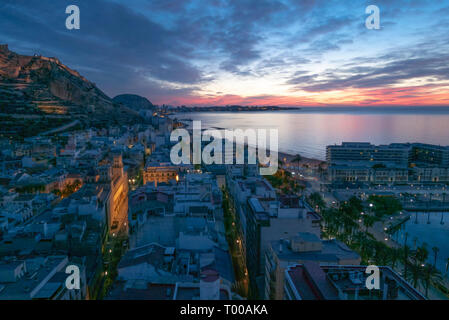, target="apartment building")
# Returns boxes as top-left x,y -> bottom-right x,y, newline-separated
264,233 -> 361,300
284,263 -> 425,300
